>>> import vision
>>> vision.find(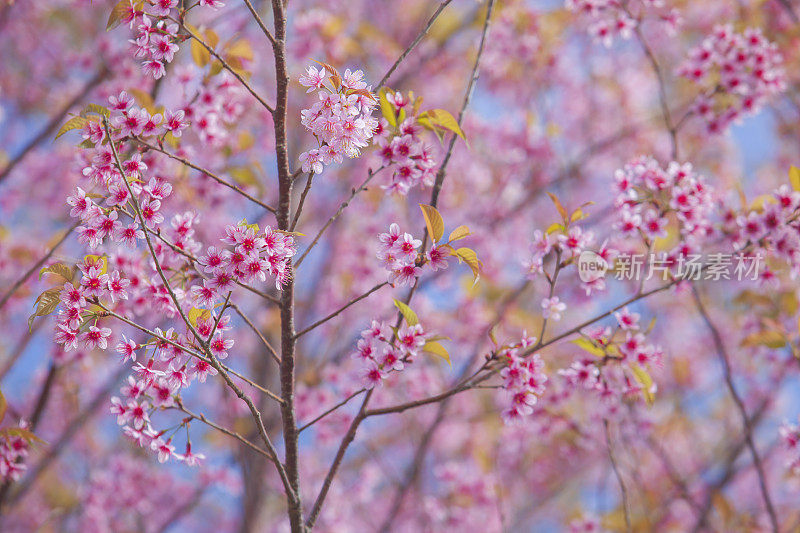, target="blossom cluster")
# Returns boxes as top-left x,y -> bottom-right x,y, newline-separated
678,25 -> 786,133
298,64 -> 378,174
0,421 -> 32,482
110,318 -> 230,465
525,221 -> 616,295
376,223 -> 450,286
352,319 -> 428,388
779,419 -> 800,476
77,455 -> 220,530
196,221 -> 296,297
719,183 -> 800,279
498,335 -> 547,424
559,307 -> 663,409
565,0 -> 681,48
614,156 -> 715,252
116,0 -> 224,80
185,74 -> 249,147
54,256 -> 129,352
375,92 -> 437,195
